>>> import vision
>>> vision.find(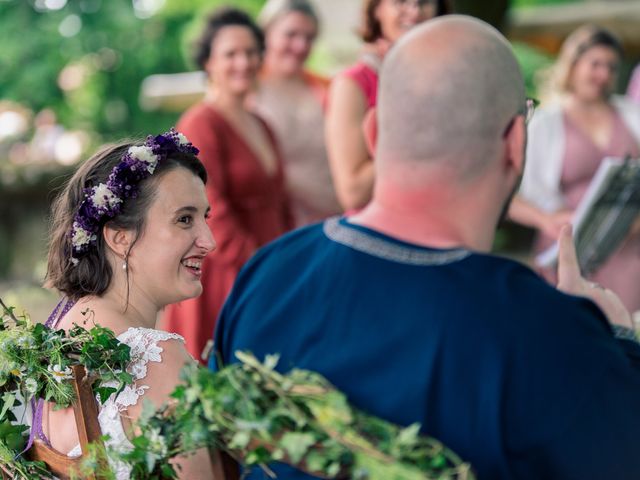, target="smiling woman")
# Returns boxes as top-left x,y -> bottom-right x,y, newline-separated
251,0 -> 342,226
510,25 -> 640,313
160,7 -> 294,363
40,129 -> 216,479
325,0 -> 448,211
